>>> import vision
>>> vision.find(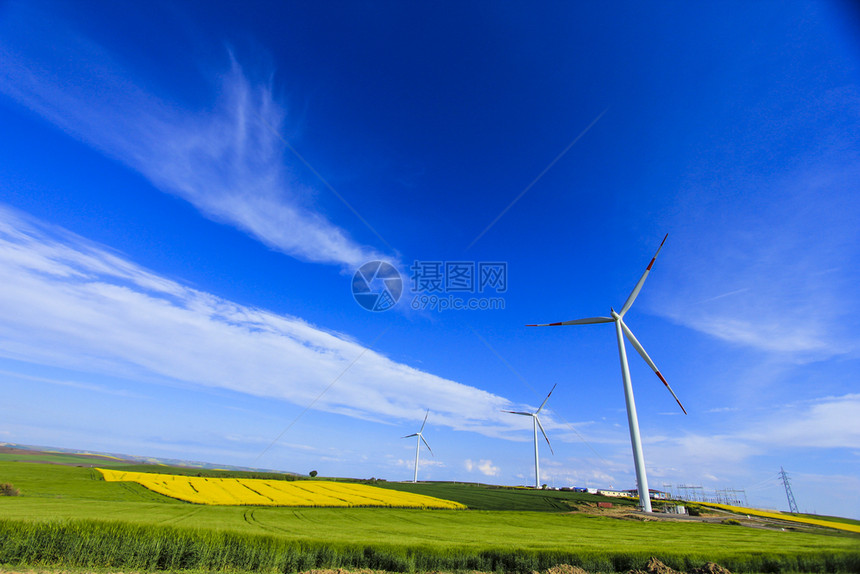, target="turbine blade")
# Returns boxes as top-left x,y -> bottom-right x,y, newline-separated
620,320 -> 687,414
536,383 -> 557,414
655,371 -> 687,415
503,410 -> 534,416
402,433 -> 418,438
421,435 -> 434,456
526,317 -> 613,327
619,234 -> 667,317
619,320 -> 657,370
535,416 -> 554,455
419,409 -> 429,433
